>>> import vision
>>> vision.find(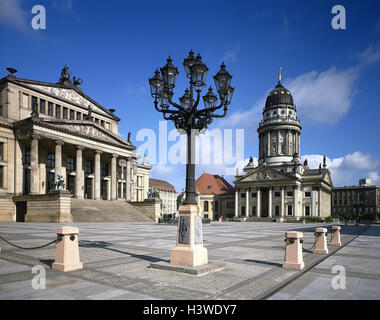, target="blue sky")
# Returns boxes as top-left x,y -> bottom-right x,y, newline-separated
1,0 -> 380,192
